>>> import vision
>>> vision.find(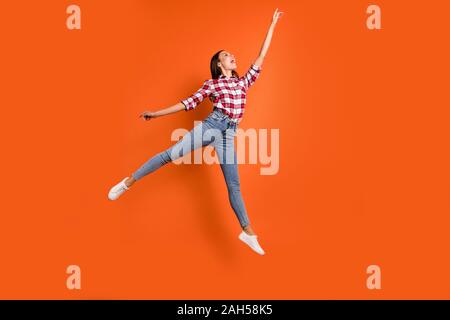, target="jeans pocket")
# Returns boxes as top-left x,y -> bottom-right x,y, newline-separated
231,126 -> 238,136
210,111 -> 226,121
